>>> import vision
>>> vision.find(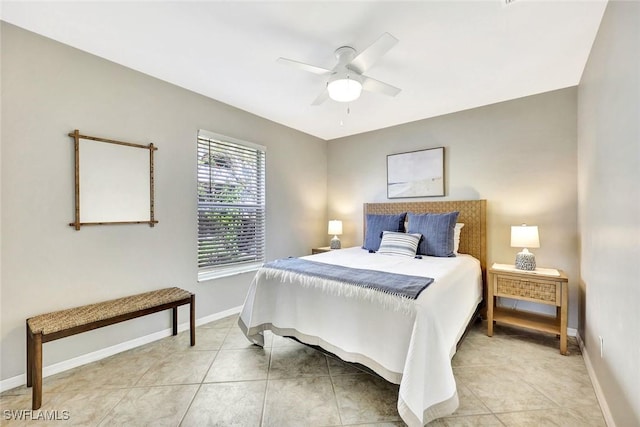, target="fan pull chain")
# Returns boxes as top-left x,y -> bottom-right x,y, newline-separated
340,104 -> 351,126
